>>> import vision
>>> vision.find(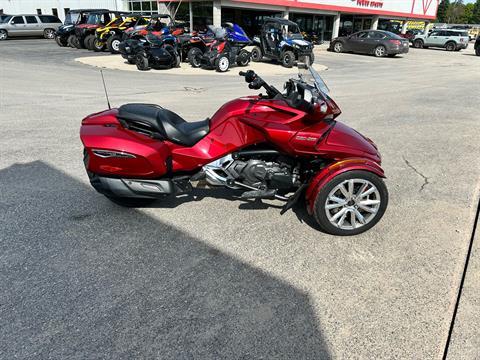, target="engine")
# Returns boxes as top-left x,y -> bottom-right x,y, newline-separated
203,154 -> 295,190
